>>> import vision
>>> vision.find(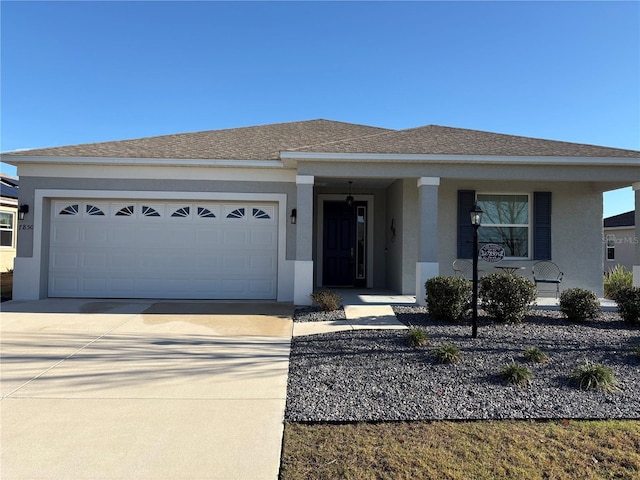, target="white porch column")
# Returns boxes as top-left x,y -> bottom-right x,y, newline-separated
294,175 -> 314,305
633,183 -> 640,287
416,177 -> 440,305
